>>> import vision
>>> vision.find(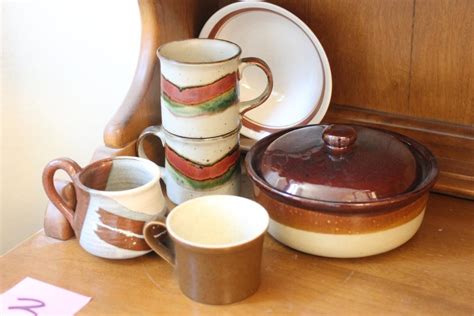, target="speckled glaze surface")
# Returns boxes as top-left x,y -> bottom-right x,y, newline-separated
158,38 -> 273,138
256,187 -> 427,257
143,195 -> 269,305
138,125 -> 241,204
42,157 -> 166,259
245,124 -> 438,257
